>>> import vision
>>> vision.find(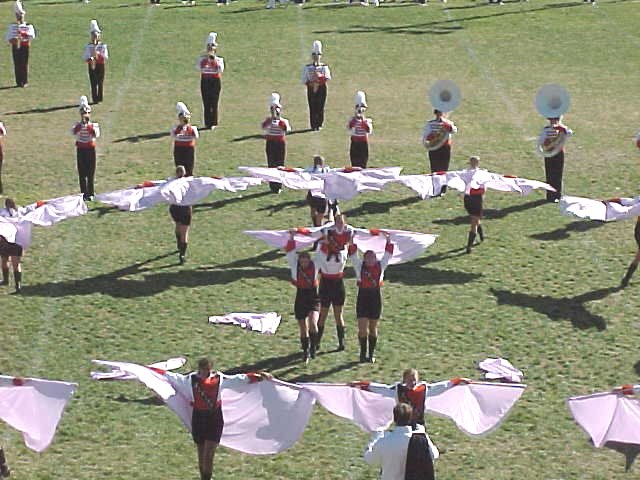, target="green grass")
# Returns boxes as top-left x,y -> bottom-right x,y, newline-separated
1,0 -> 640,478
